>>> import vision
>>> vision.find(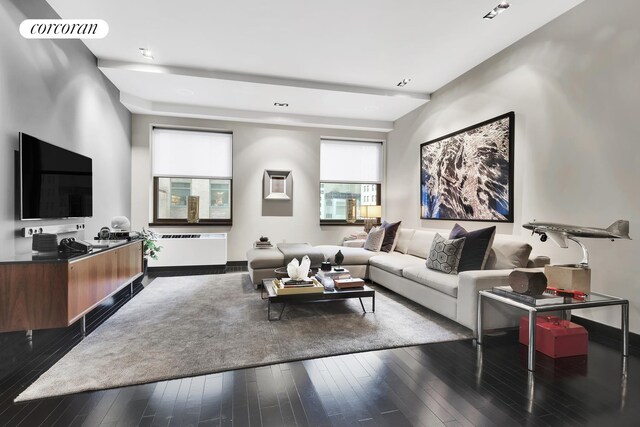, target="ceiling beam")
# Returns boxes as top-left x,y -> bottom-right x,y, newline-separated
99,59 -> 430,101
121,93 -> 395,132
